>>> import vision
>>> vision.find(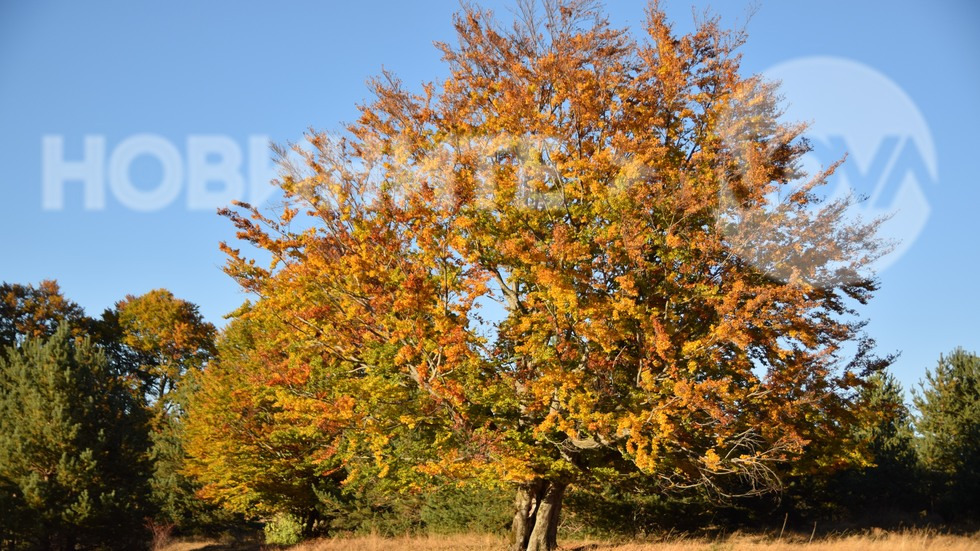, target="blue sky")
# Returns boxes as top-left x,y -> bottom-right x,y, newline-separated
1,1 -> 977,395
